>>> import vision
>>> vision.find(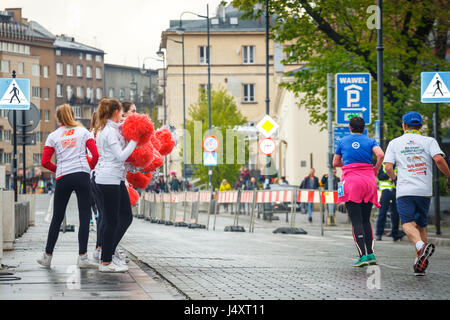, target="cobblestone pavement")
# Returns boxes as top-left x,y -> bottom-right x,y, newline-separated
2,194 -> 450,300
120,202 -> 450,300
0,194 -> 185,300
